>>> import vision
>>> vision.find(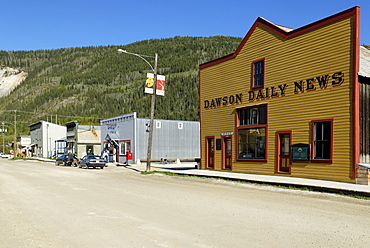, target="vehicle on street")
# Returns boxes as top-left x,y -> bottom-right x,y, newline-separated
79,155 -> 106,169
0,153 -> 11,158
55,154 -> 75,166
